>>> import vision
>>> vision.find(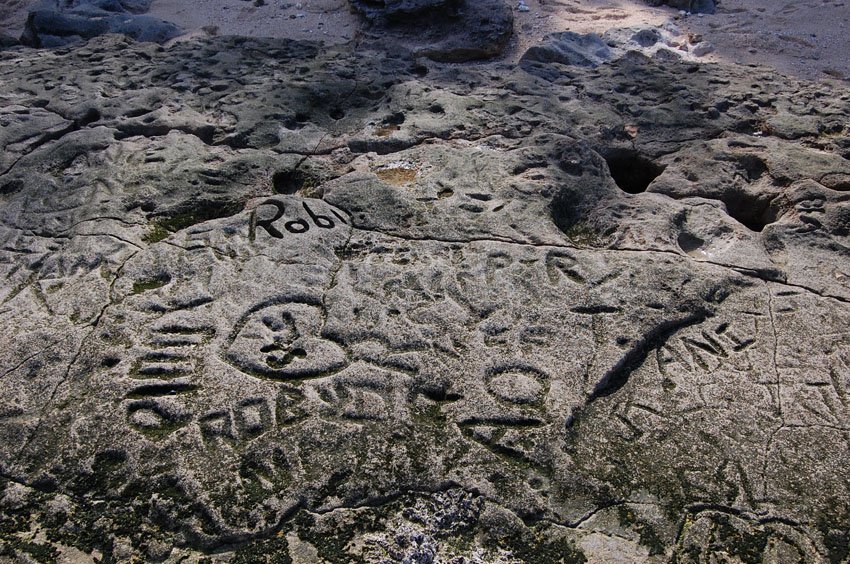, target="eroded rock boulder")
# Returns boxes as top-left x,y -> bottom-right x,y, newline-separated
521,31 -> 614,68
350,0 -> 513,62
0,31 -> 19,49
349,0 -> 455,21
21,0 -> 180,47
1,30 -> 849,562
646,0 -> 717,14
